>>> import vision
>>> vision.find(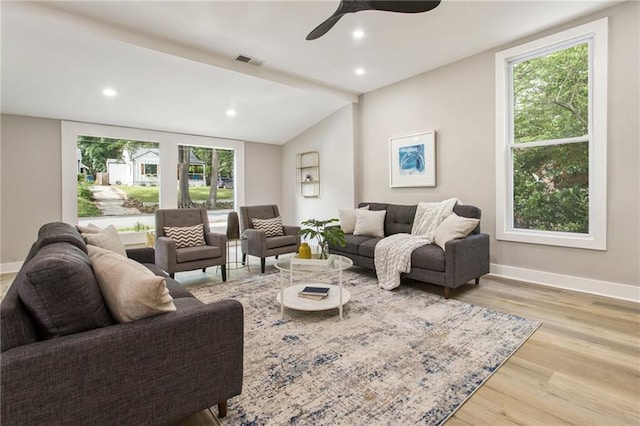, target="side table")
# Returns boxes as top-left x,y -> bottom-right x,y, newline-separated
226,238 -> 246,271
